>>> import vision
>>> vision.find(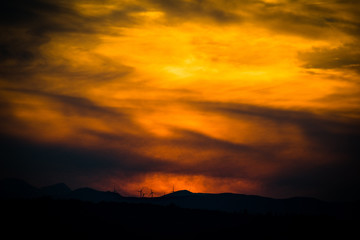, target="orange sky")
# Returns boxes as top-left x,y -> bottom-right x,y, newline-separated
1,0 -> 360,200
